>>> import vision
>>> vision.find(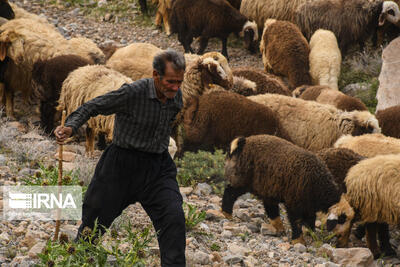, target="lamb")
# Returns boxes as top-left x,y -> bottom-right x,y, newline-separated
248,93 -> 381,152
309,29 -> 341,90
57,65 -> 133,156
316,148 -> 365,194
169,0 -> 258,58
375,105 -> 400,138
32,55 -> 92,134
327,154 -> 400,258
0,18 -> 105,118
334,133 -> 400,157
292,85 -> 368,112
260,19 -> 311,90
222,134 -> 354,244
232,67 -> 291,96
295,0 -> 400,55
173,90 -> 289,156
240,0 -> 308,30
